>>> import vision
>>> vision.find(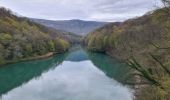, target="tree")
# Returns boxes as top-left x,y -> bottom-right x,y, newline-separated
54,39 -> 69,53
0,33 -> 12,46
47,40 -> 55,52
0,44 -> 5,64
23,43 -> 33,57
162,0 -> 170,6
